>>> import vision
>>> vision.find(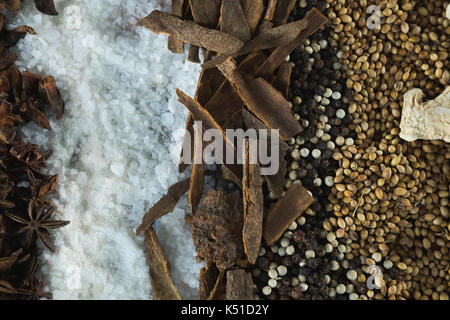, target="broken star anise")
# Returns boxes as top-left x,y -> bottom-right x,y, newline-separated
5,201 -> 69,252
